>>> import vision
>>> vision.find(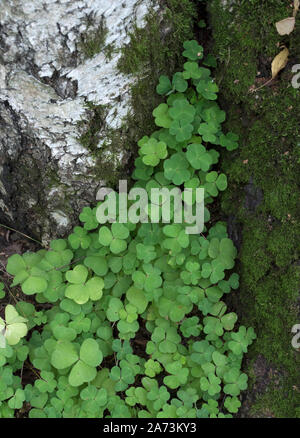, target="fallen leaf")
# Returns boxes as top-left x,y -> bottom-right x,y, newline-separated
271,47 -> 289,79
275,17 -> 295,35
294,0 -> 299,17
